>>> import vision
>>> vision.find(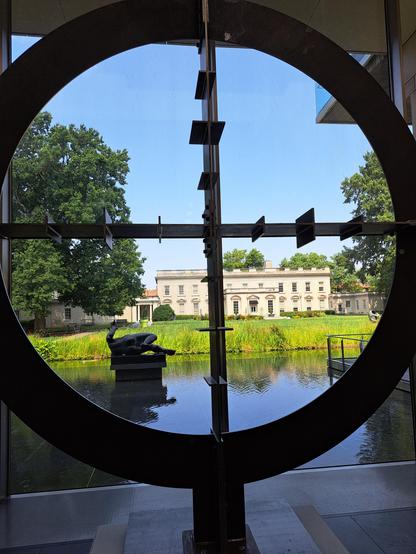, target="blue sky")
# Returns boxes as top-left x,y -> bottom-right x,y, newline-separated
13,37 -> 372,288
